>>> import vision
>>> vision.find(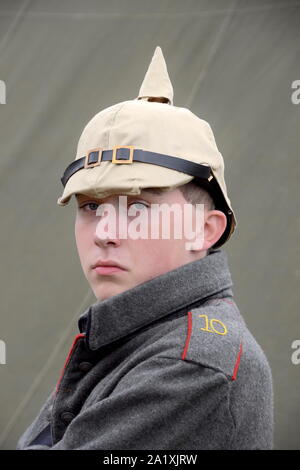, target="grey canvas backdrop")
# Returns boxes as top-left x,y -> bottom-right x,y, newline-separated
0,0 -> 299,450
